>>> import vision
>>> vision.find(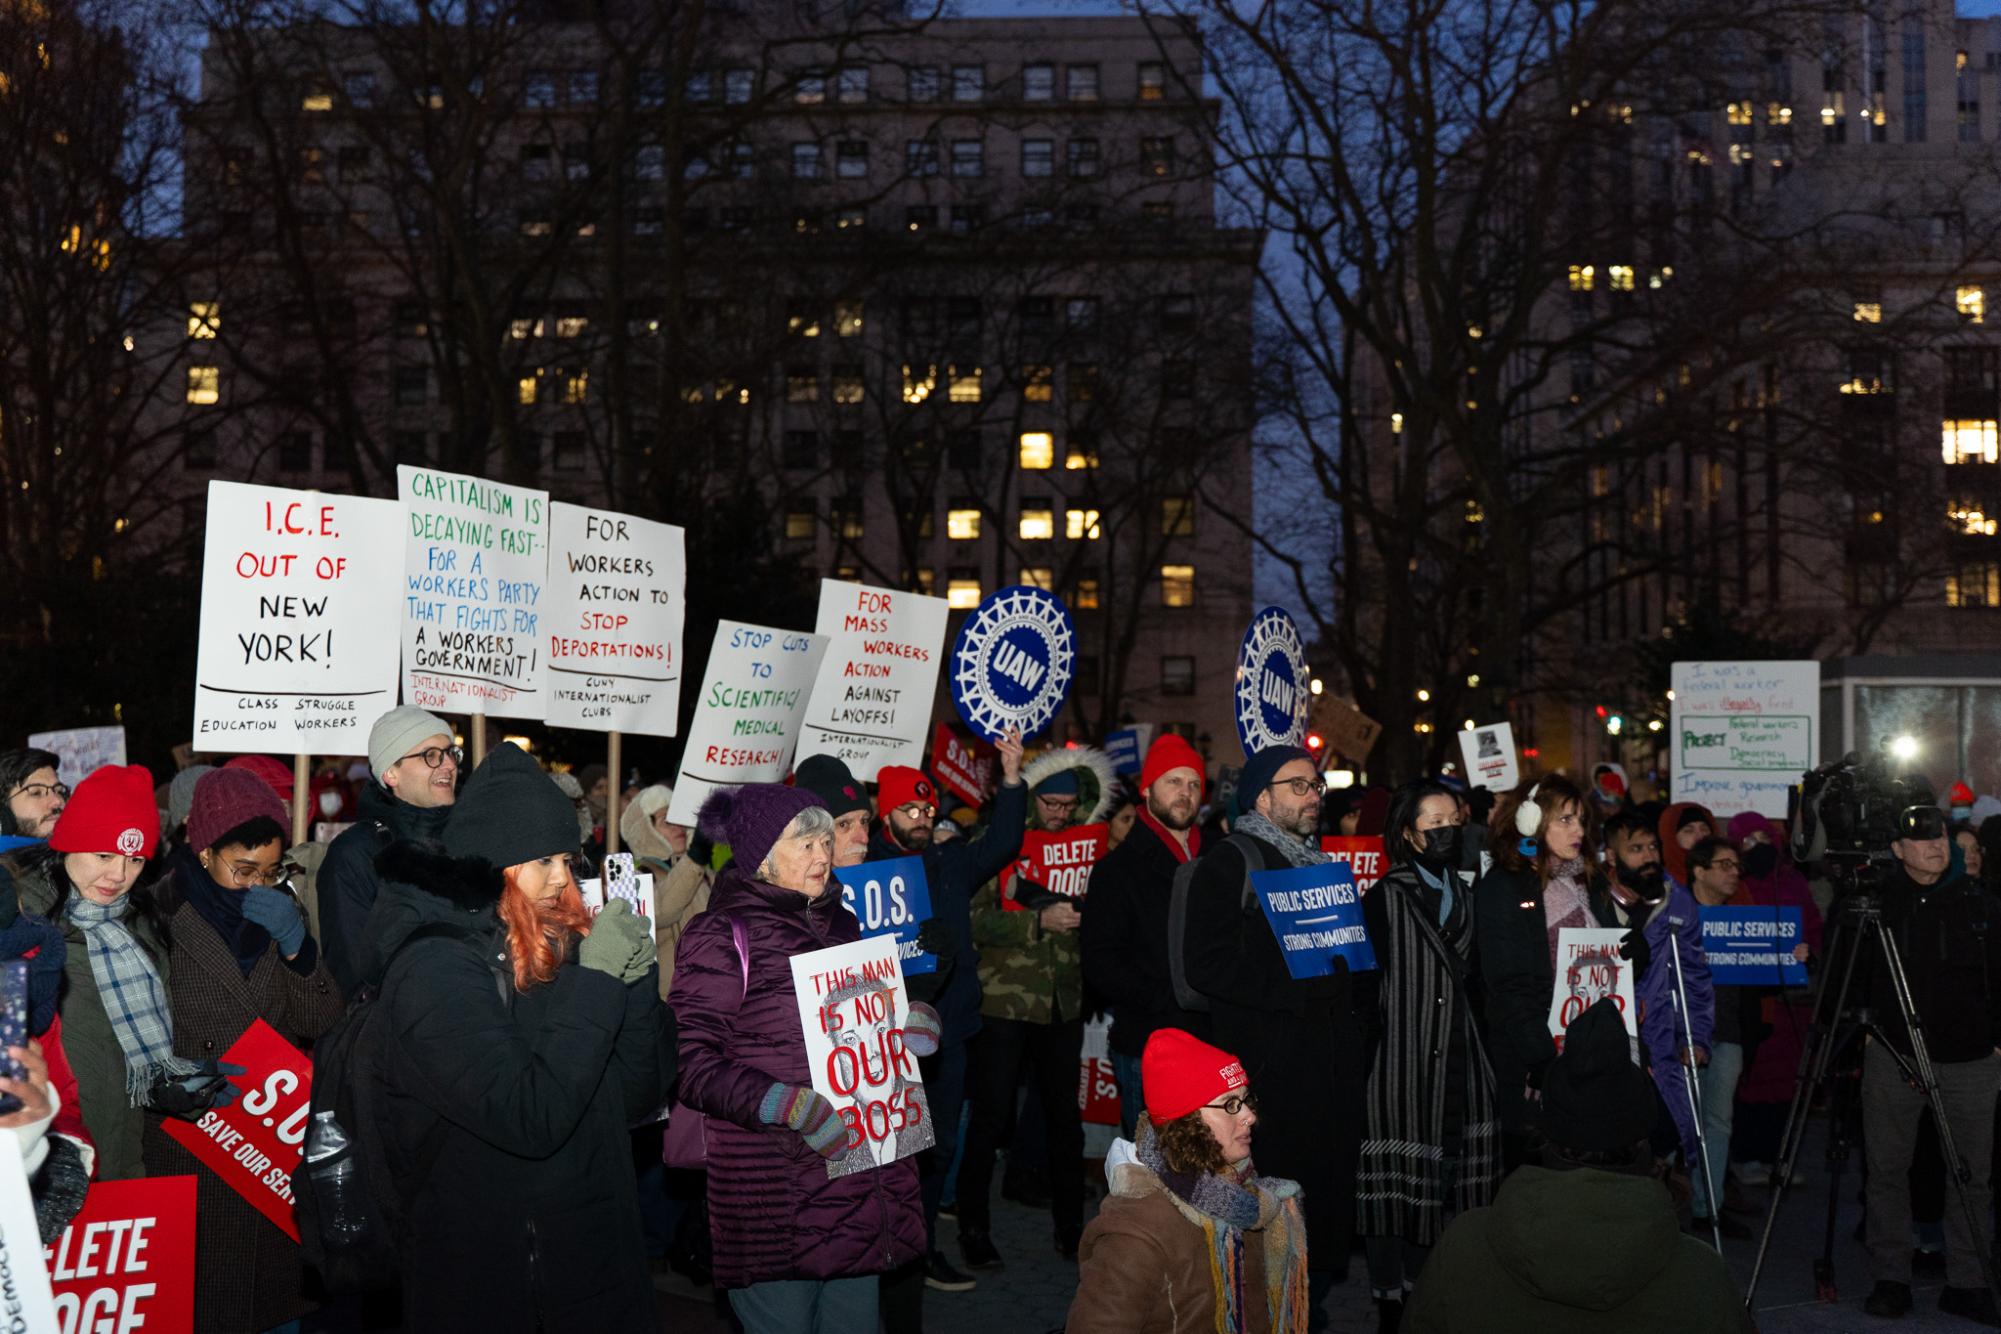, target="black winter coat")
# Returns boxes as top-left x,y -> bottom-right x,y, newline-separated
1081,817 -> 1210,1056
1181,834 -> 1366,1278
317,783 -> 452,996
1870,864 -> 2001,1064
369,844 -> 676,1333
